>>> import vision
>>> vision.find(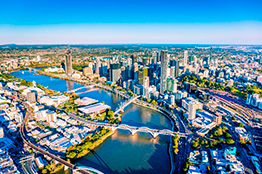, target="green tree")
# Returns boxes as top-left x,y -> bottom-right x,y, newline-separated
238,123 -> 244,127
226,139 -> 235,145
67,151 -> 77,159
